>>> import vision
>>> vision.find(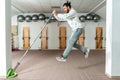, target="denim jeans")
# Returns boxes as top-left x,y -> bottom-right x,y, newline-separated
63,28 -> 87,58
